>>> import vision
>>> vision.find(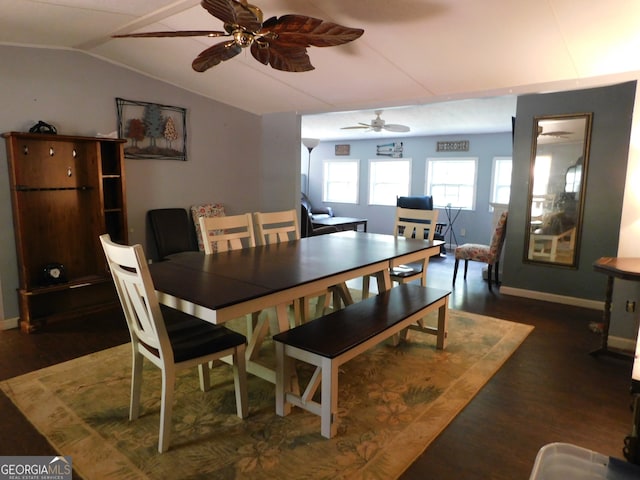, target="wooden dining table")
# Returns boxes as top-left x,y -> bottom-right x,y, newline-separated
150,231 -> 444,383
